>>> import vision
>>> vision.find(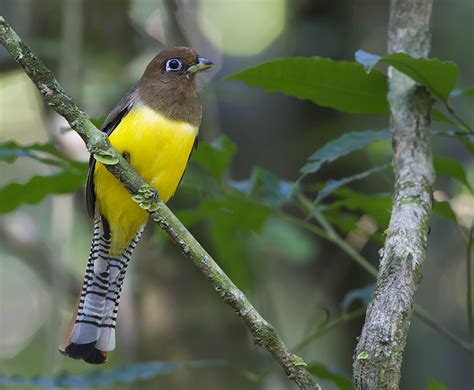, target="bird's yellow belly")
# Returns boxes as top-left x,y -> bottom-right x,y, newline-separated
94,105 -> 198,254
